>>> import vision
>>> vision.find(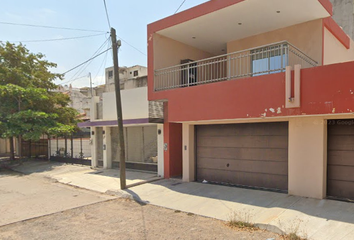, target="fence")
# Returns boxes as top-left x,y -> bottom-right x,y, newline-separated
21,139 -> 48,158
154,41 -> 318,91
